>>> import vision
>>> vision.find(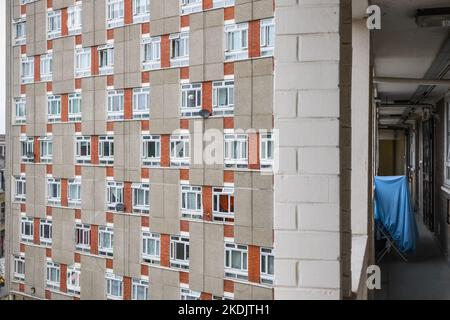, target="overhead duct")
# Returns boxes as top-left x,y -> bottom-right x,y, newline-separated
416,7 -> 450,28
